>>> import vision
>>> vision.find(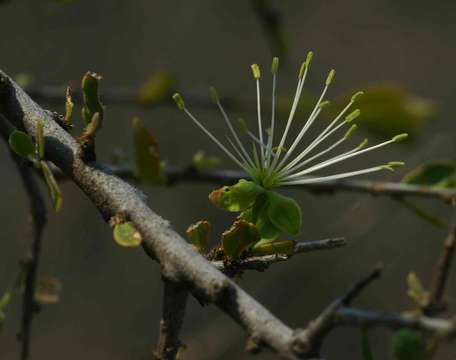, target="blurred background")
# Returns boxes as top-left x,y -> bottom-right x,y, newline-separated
0,0 -> 455,359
